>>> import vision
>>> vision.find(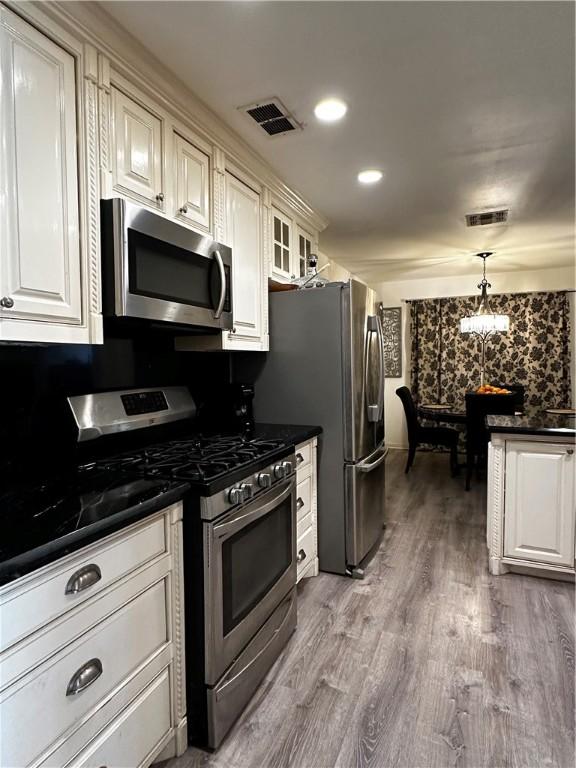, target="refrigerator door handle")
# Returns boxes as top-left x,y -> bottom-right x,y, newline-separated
358,447 -> 388,473
376,313 -> 385,420
365,315 -> 384,422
